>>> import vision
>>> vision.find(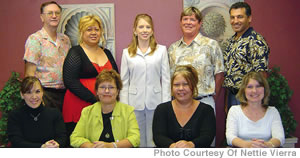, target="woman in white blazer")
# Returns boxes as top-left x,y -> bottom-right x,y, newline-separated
120,14 -> 171,147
